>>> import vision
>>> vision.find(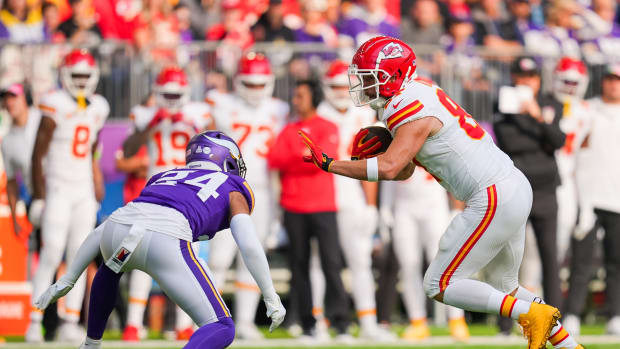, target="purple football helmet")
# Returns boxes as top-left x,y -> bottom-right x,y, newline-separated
185,131 -> 247,178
